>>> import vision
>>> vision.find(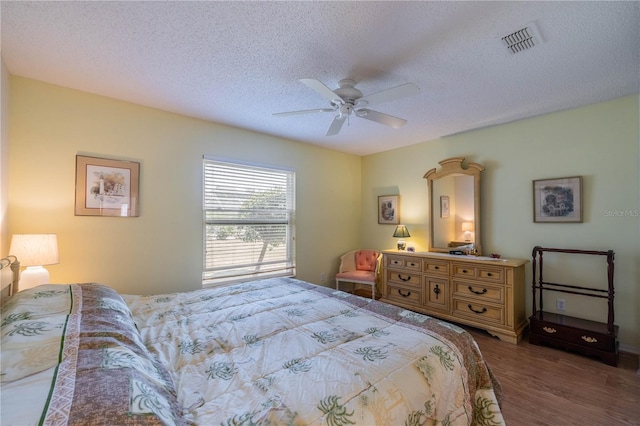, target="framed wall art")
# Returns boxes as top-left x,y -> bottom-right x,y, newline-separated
440,196 -> 450,218
378,195 -> 399,225
533,176 -> 582,223
75,155 -> 140,217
